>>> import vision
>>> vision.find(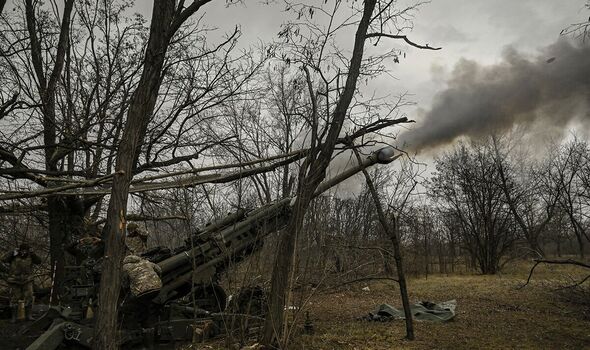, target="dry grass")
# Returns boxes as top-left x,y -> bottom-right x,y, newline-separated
193,260 -> 590,349
291,261 -> 590,350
